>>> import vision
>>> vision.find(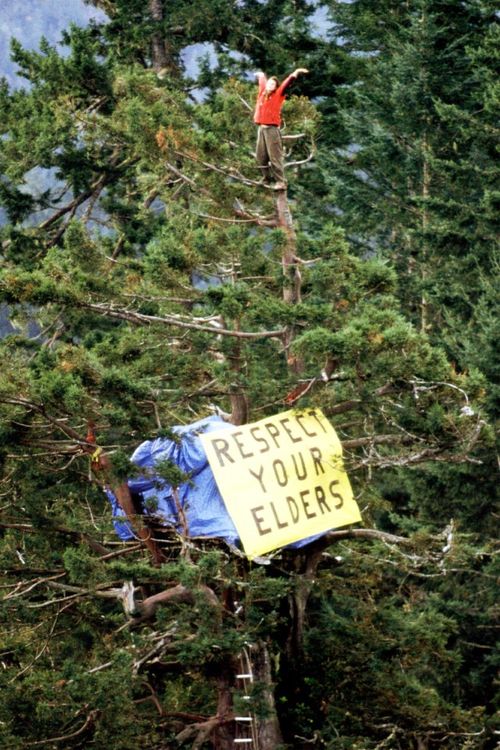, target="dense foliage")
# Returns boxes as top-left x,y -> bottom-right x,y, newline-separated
0,2 -> 497,748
